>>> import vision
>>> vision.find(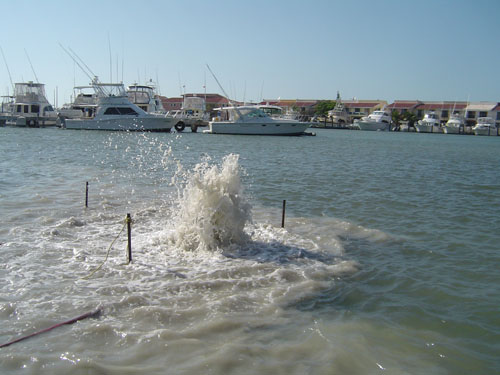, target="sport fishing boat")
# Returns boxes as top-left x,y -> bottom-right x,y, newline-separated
354,110 -> 391,131
443,113 -> 465,134
65,78 -> 175,131
472,117 -> 497,136
127,80 -> 166,114
415,111 -> 442,133
204,106 -> 310,135
327,92 -> 350,126
5,81 -> 58,127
